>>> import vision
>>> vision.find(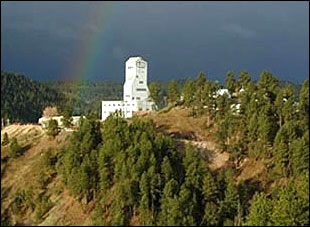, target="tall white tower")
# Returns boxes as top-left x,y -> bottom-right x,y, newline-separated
123,56 -> 149,102
101,56 -> 155,121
